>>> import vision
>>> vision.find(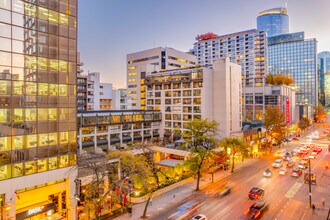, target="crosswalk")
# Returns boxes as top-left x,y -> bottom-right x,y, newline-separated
284,182 -> 303,198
